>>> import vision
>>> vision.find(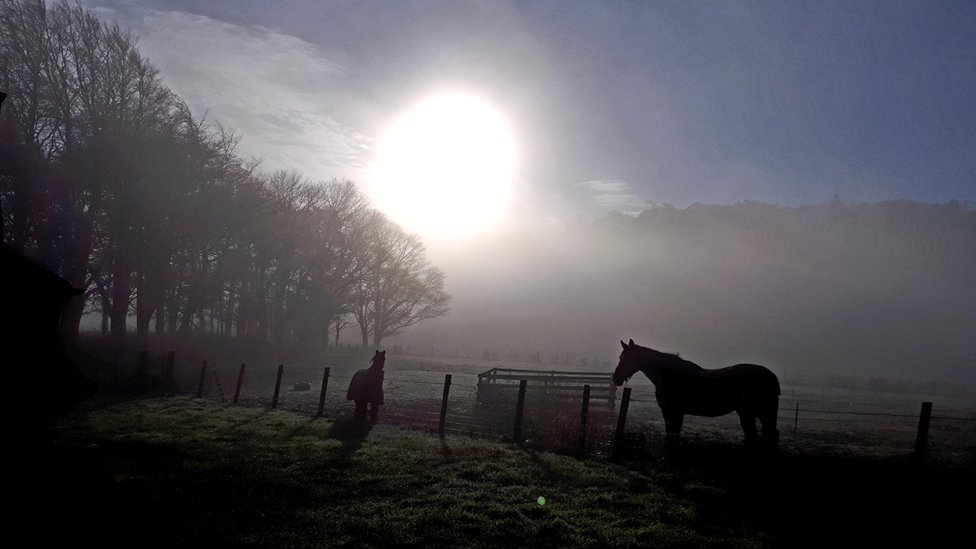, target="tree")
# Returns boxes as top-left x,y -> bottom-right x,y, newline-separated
2,0 -> 451,354
351,213 -> 450,347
